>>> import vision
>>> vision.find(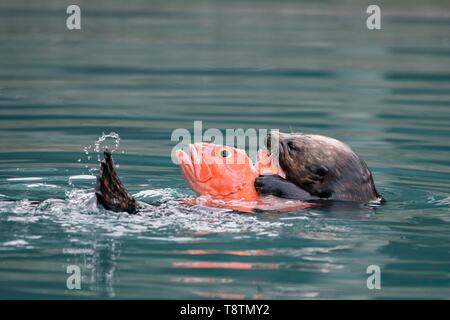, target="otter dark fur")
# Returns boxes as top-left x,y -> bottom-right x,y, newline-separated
95,150 -> 137,214
255,132 -> 383,203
